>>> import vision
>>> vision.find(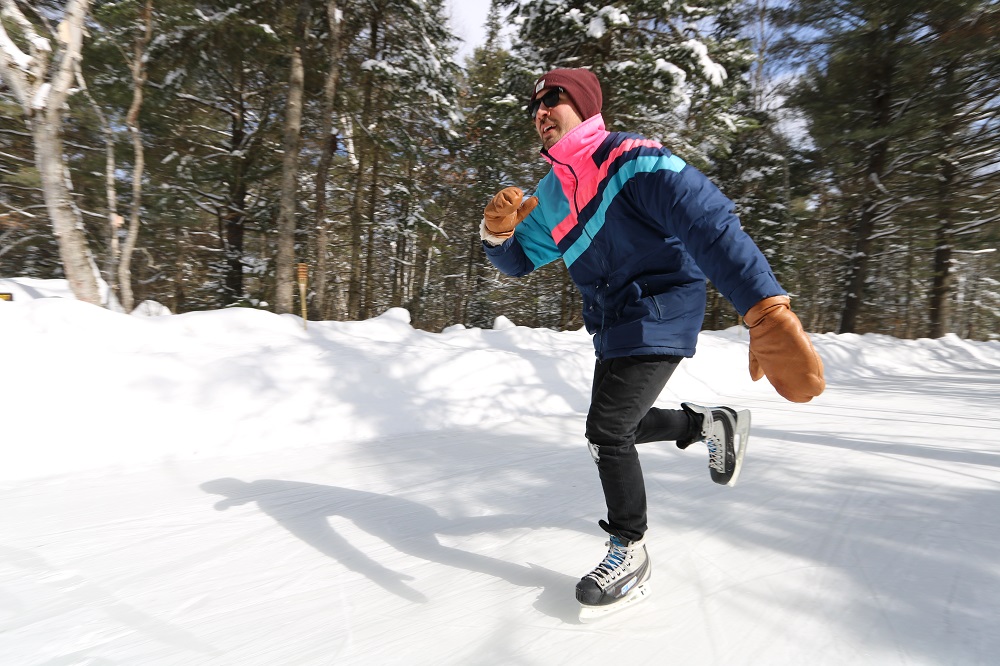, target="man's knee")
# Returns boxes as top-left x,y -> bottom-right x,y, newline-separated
586,414 -> 633,446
